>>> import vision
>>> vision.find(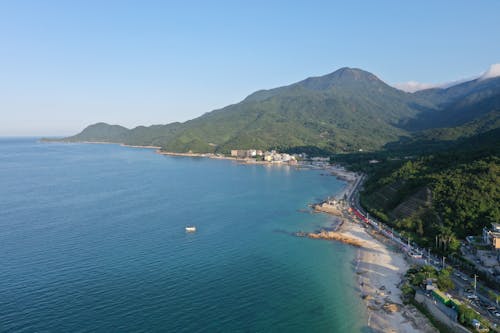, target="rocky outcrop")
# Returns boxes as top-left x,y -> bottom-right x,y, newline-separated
313,202 -> 342,216
295,230 -> 364,247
